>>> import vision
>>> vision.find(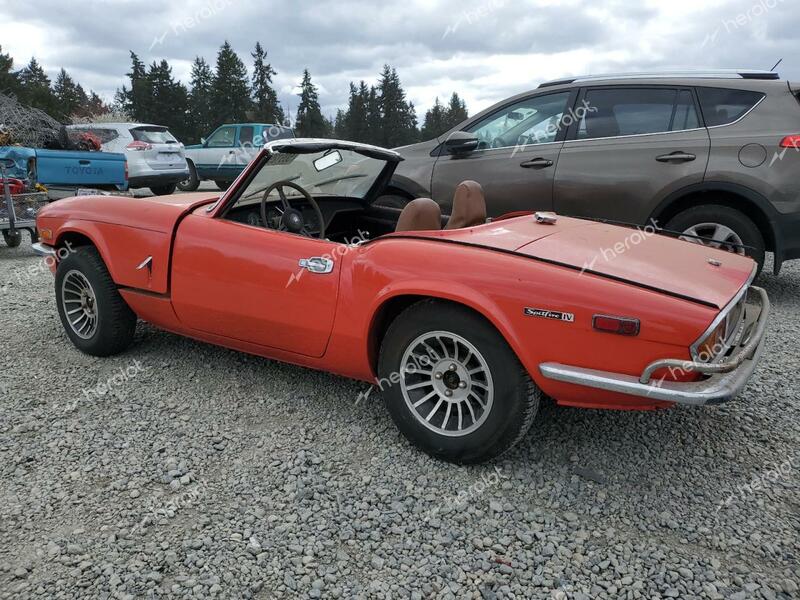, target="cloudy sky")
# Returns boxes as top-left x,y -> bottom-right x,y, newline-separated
1,0 -> 797,120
